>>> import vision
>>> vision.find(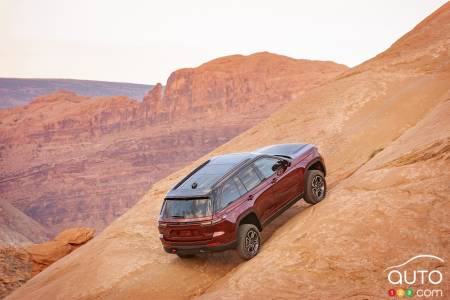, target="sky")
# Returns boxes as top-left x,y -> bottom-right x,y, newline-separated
0,0 -> 447,84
